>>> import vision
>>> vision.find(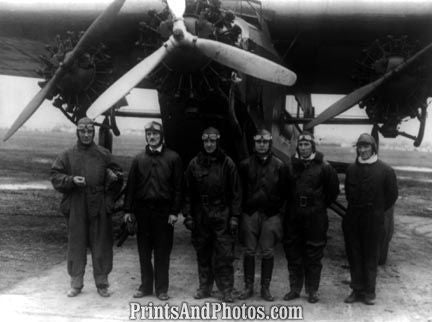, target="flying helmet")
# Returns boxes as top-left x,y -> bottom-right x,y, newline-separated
355,133 -> 377,154
297,131 -> 316,152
